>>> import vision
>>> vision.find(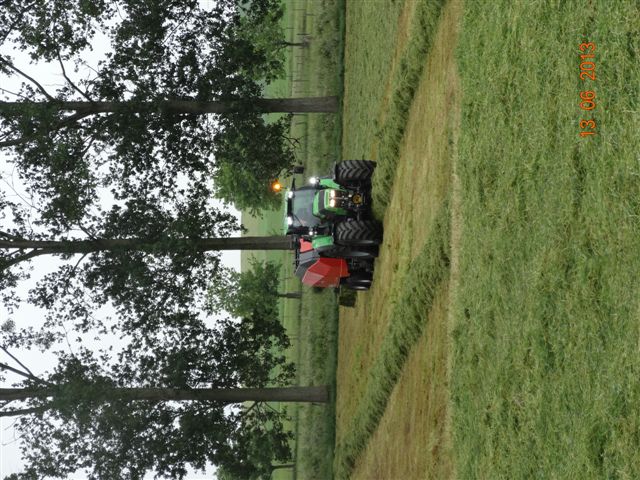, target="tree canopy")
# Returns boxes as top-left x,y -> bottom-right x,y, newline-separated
0,184 -> 307,480
0,0 -> 318,333
0,305 -> 302,480
0,184 -> 233,332
0,180 -> 299,341
0,3 -> 321,476
0,0 -> 309,216
208,258 -> 291,318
